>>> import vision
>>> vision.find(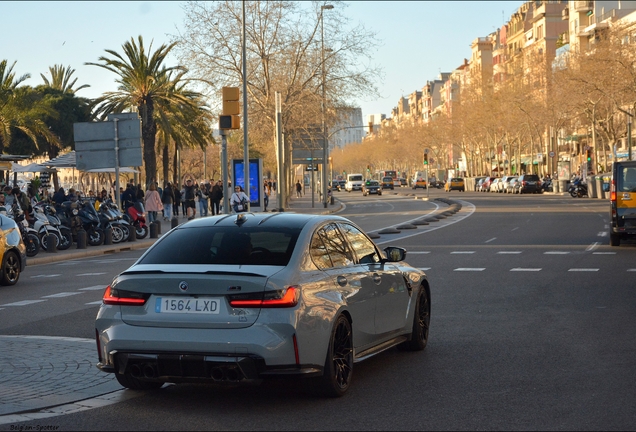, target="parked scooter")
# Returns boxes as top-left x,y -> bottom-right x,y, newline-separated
36,203 -> 73,250
5,203 -> 40,257
541,178 -> 553,193
102,200 -> 131,241
30,204 -> 64,251
96,200 -> 126,243
56,200 -> 104,246
569,177 -> 588,198
125,201 -> 148,239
